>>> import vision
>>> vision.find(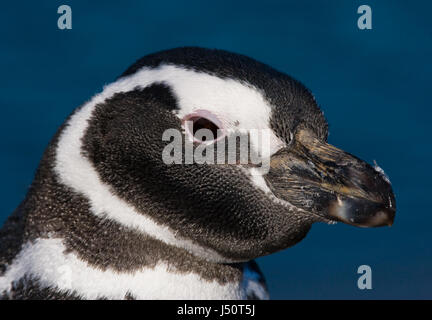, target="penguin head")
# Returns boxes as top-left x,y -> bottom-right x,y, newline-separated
57,47 -> 395,263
